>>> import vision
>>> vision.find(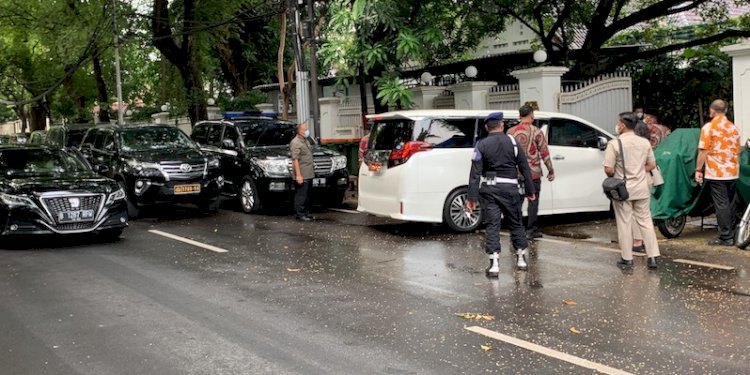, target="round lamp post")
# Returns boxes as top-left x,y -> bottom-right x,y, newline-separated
420,72 -> 433,85
533,50 -> 548,64
465,65 -> 478,79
